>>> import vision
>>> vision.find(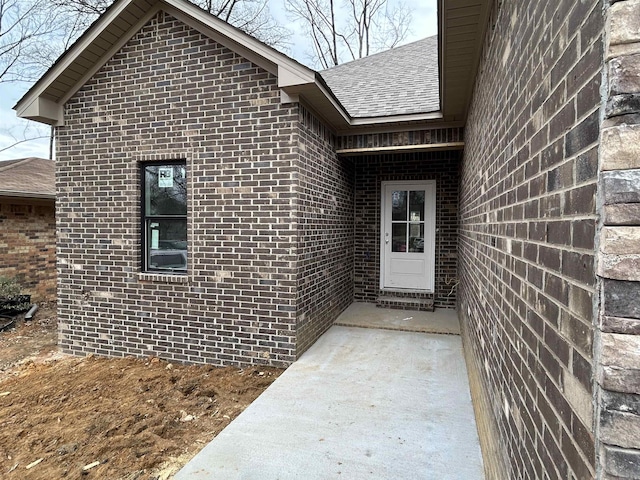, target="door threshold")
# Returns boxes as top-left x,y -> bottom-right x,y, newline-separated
377,295 -> 435,312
